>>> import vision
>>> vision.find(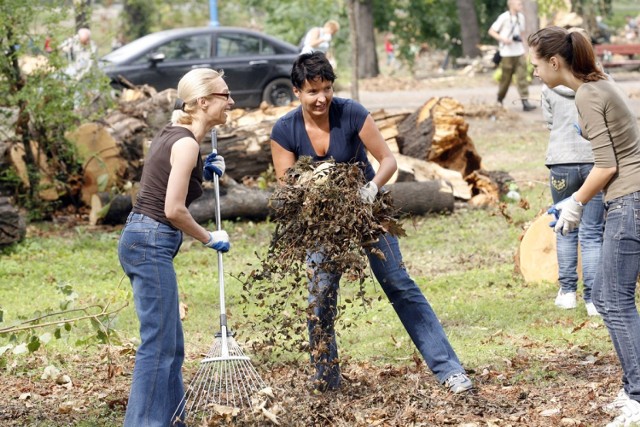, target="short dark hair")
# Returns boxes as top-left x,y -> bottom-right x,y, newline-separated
290,51 -> 336,90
